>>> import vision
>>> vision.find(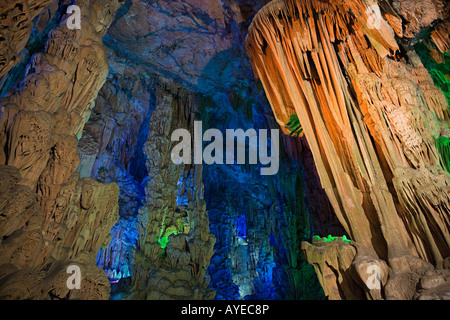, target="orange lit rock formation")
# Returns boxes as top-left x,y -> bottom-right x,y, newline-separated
0,0 -> 122,299
246,0 -> 450,299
